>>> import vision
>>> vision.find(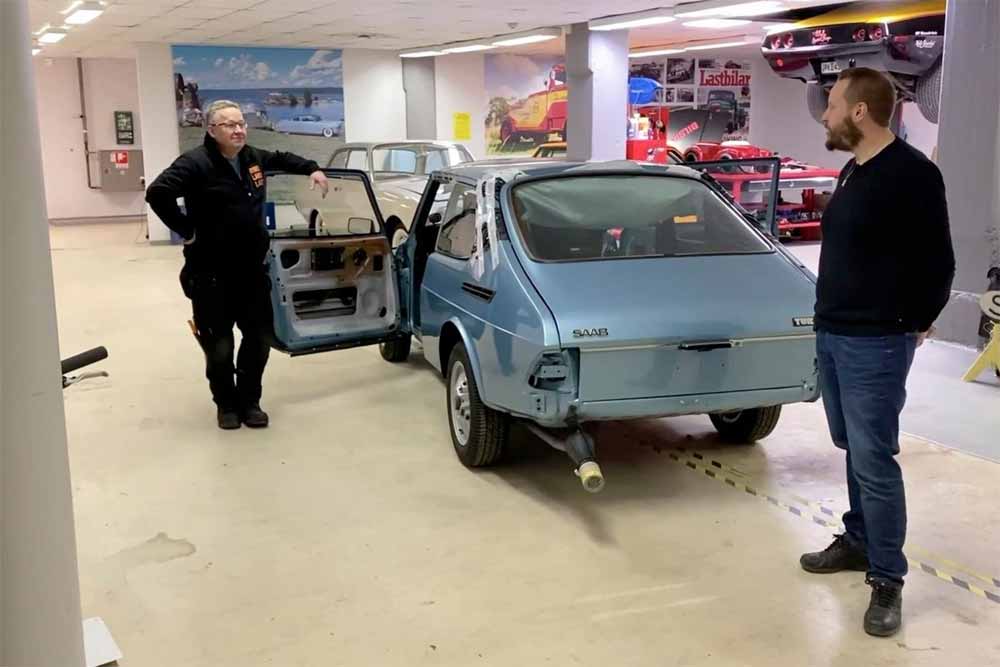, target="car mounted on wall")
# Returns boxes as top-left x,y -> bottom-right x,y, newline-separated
682,140 -> 773,165
322,141 -> 475,247
274,114 -> 344,138
761,0 -> 945,123
263,157 -> 821,494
